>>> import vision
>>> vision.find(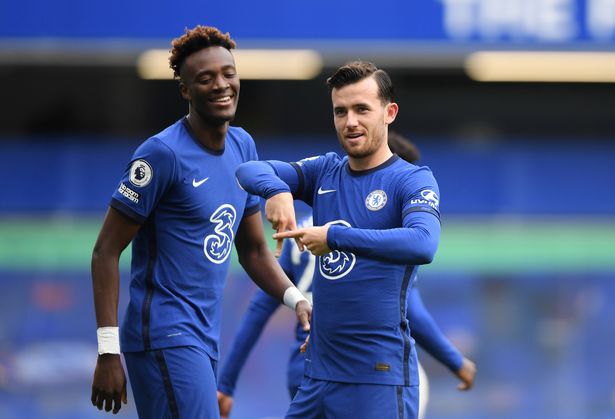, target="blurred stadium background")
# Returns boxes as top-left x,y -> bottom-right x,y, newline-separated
1,1 -> 615,418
